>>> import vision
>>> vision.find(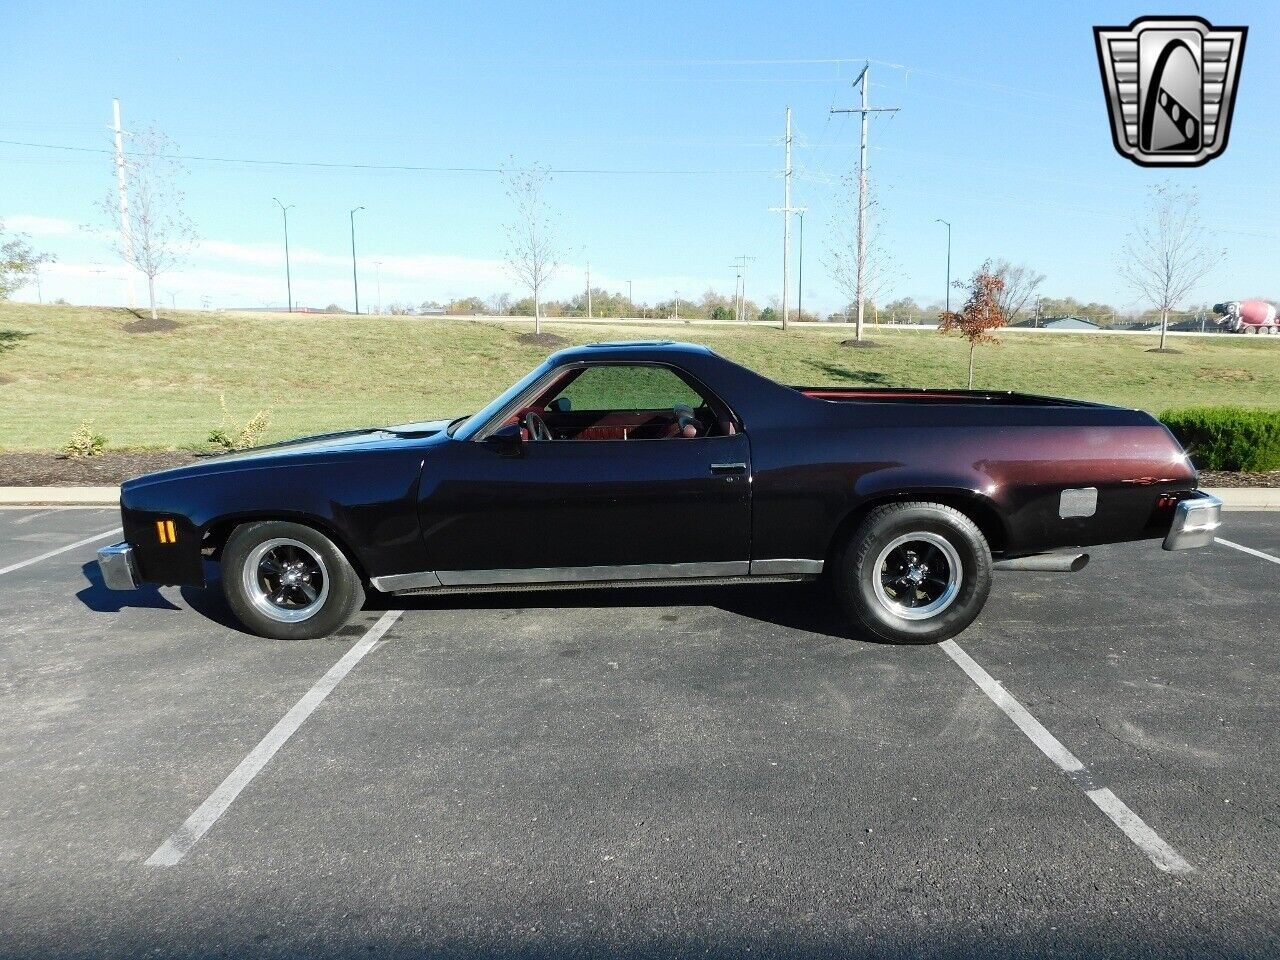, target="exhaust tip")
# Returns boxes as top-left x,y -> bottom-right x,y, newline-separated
992,552 -> 1090,573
